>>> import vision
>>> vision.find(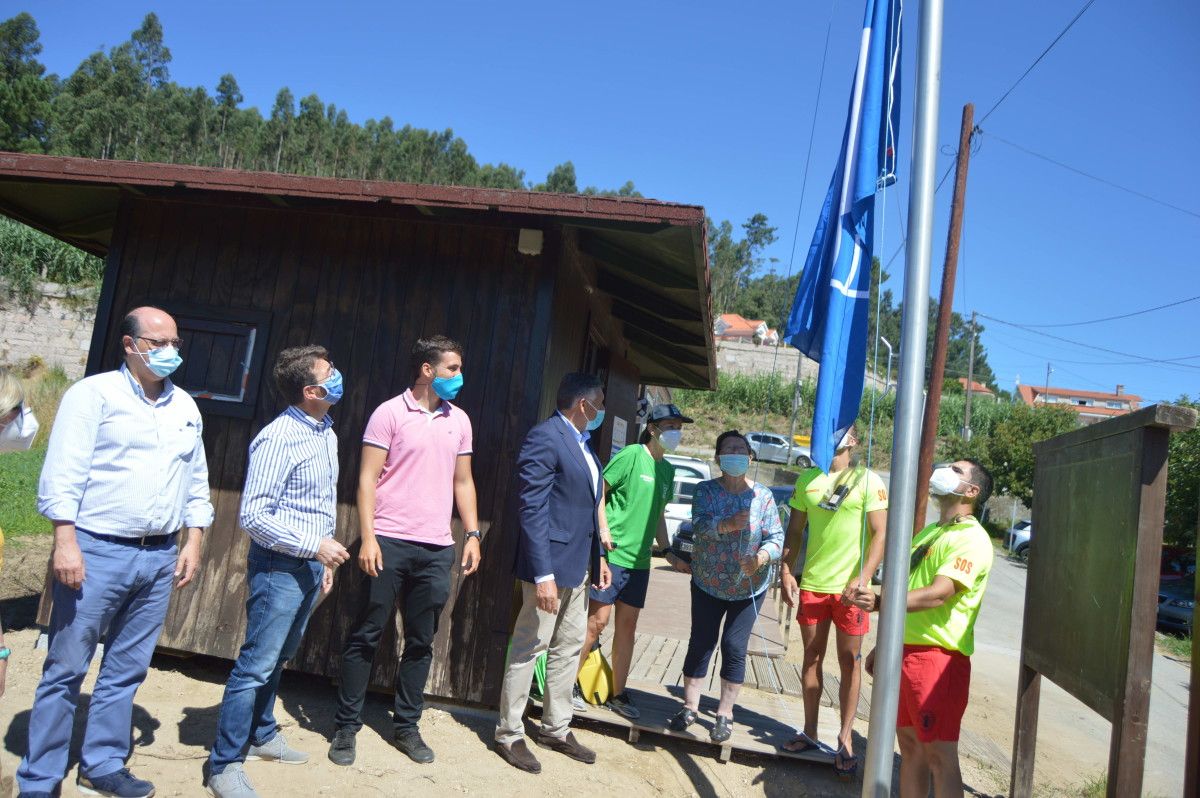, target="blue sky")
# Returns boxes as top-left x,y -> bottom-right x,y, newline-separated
17,0 -> 1200,403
